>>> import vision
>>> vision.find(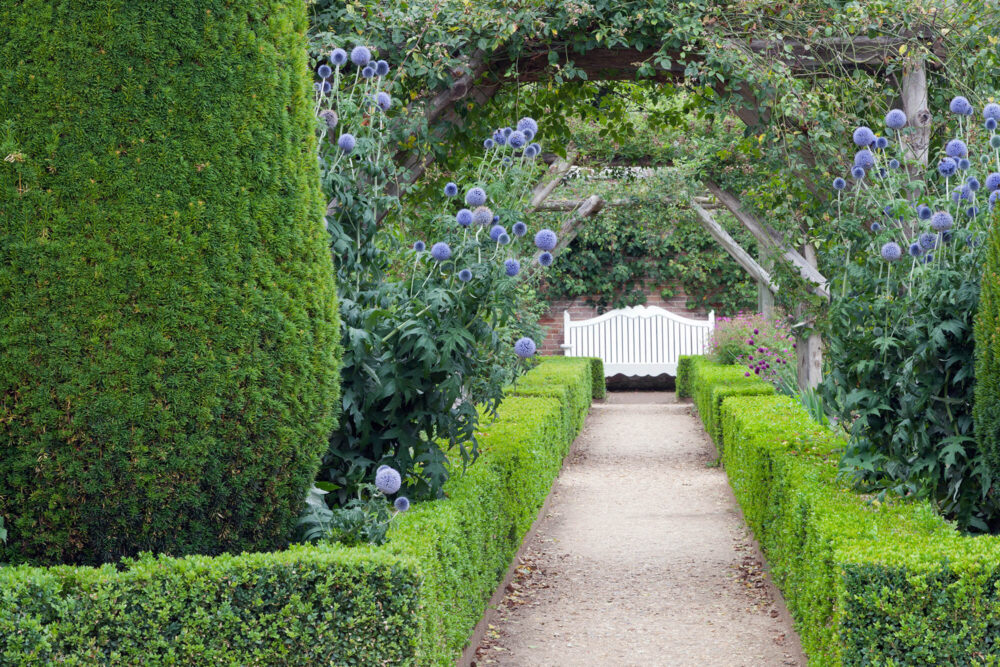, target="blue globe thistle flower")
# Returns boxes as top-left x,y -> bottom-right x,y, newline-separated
950,96 -> 973,115
376,464 -> 390,474
394,496 -> 410,512
319,109 -> 339,131
969,177 -> 981,191
472,206 -> 494,226
517,117 -> 539,136
833,177 -> 847,190
880,241 -> 902,262
351,46 -> 372,68
952,185 -> 972,203
875,136 -> 889,150
943,229 -> 954,244
877,168 -> 888,179
534,228 -> 558,251
989,174 -> 1000,192
489,224 -> 506,241
331,48 -> 348,67
430,242 -> 452,261
413,241 -> 426,252
967,206 -> 980,218
376,60 -> 390,76
851,166 -> 866,179
493,131 -> 507,146
885,109 -> 907,130
931,211 -> 953,231
313,82 -> 321,91
938,157 -> 958,177
338,133 -> 357,154
512,221 -> 528,237
508,131 -> 527,149
523,128 -> 535,141
946,139 -> 969,158
853,126 -> 876,147
375,467 -> 402,494
465,187 -> 487,207
444,182 -> 459,197
882,204 -> 893,218
502,127 -> 513,138
504,259 -> 521,276
493,215 -> 500,224
498,233 -> 511,245
514,337 -> 536,358
889,159 -> 900,170
991,190 -> 1000,210
918,232 -> 937,250
525,145 -> 540,158
528,142 -> 542,155
993,135 -> 1000,149
322,81 -> 332,94
854,149 -> 876,170
989,118 -> 999,131
456,209 -> 473,227
538,251 -> 554,267
458,268 -> 473,282
923,253 -> 934,264
917,205 -> 932,220
318,64 -> 333,79
502,157 -> 513,166
985,103 -> 1000,121
871,222 -> 881,232
375,92 -> 392,111
362,66 -> 376,79
908,242 -> 922,257
482,139 -> 494,151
